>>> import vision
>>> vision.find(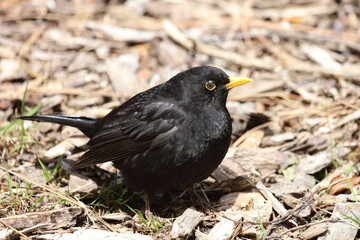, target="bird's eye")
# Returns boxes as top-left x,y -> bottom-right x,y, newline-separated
205,81 -> 216,91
